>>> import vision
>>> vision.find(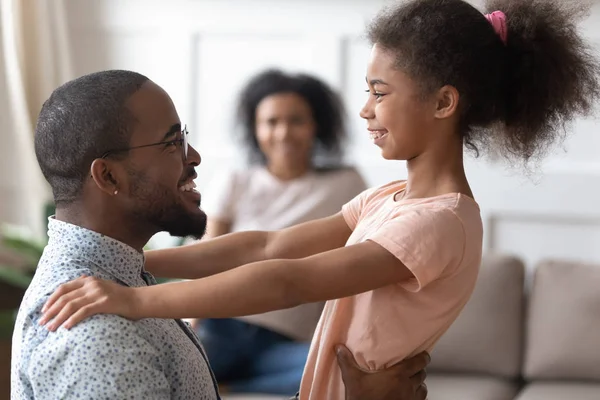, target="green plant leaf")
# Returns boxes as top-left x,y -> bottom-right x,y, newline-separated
0,265 -> 33,290
1,237 -> 44,265
0,224 -> 46,267
0,310 -> 16,339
